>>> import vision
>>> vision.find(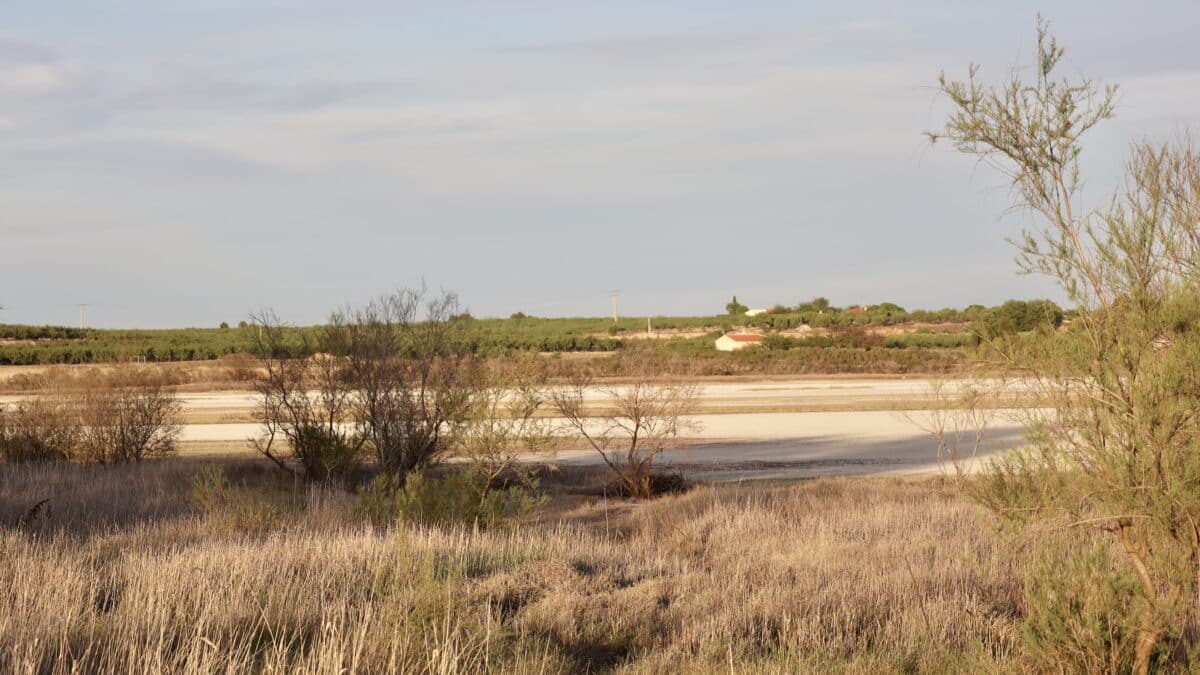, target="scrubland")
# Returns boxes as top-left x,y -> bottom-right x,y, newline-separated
0,459 -> 1025,674
0,344 -> 970,395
